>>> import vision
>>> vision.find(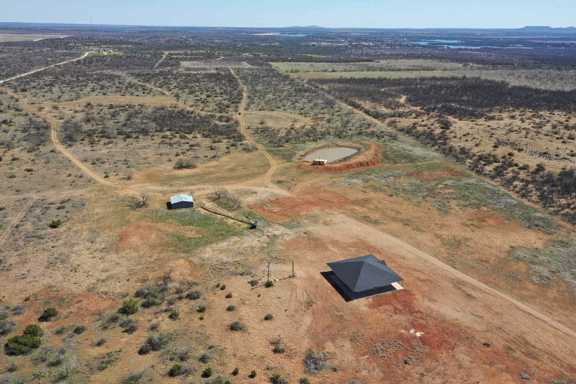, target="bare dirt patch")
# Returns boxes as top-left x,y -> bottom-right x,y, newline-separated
245,110 -> 312,130
116,221 -> 199,252
252,189 -> 352,223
